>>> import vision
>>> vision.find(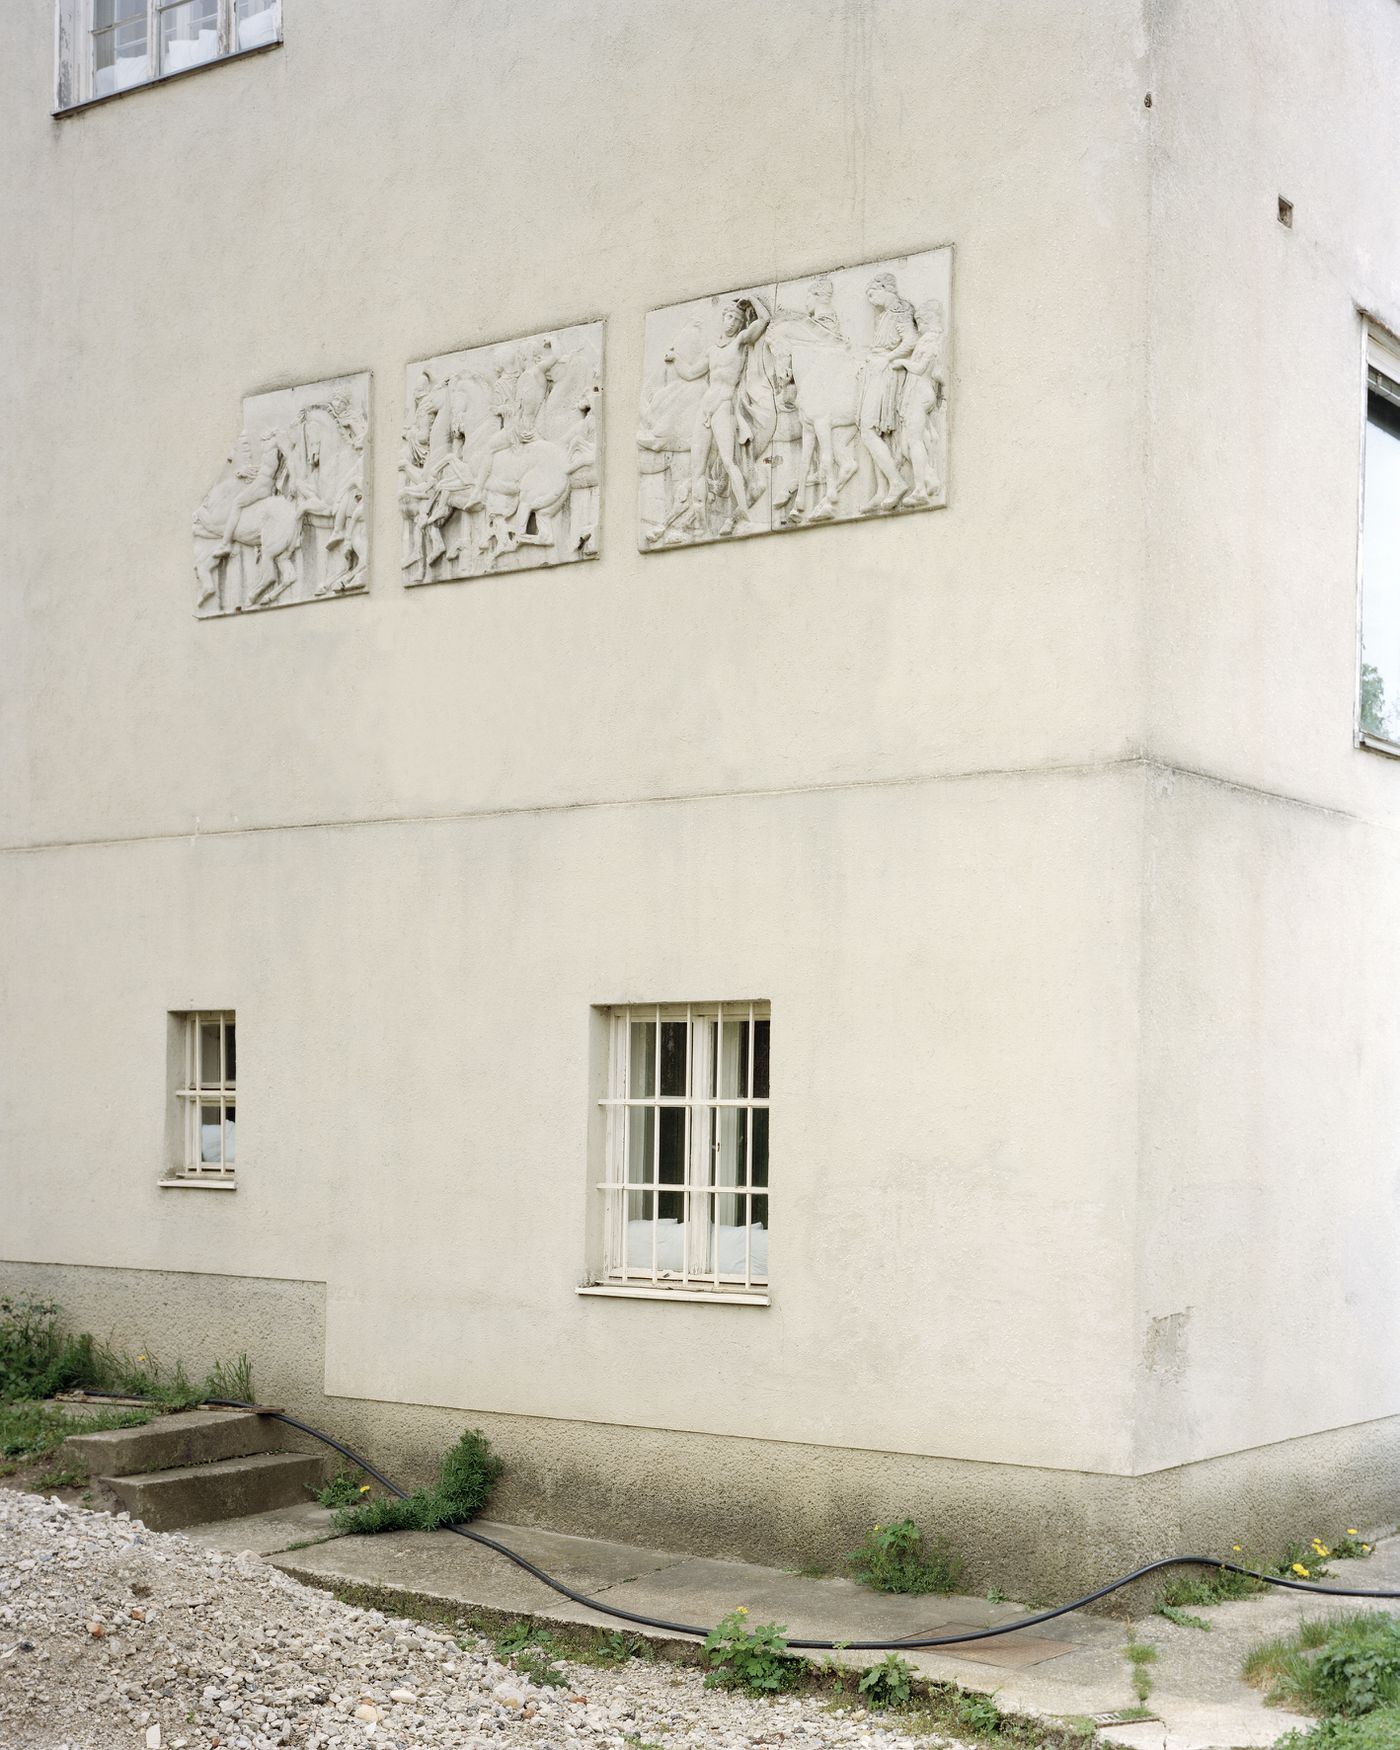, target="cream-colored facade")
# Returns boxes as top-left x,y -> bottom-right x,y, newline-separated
4,0 -> 1400,1595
